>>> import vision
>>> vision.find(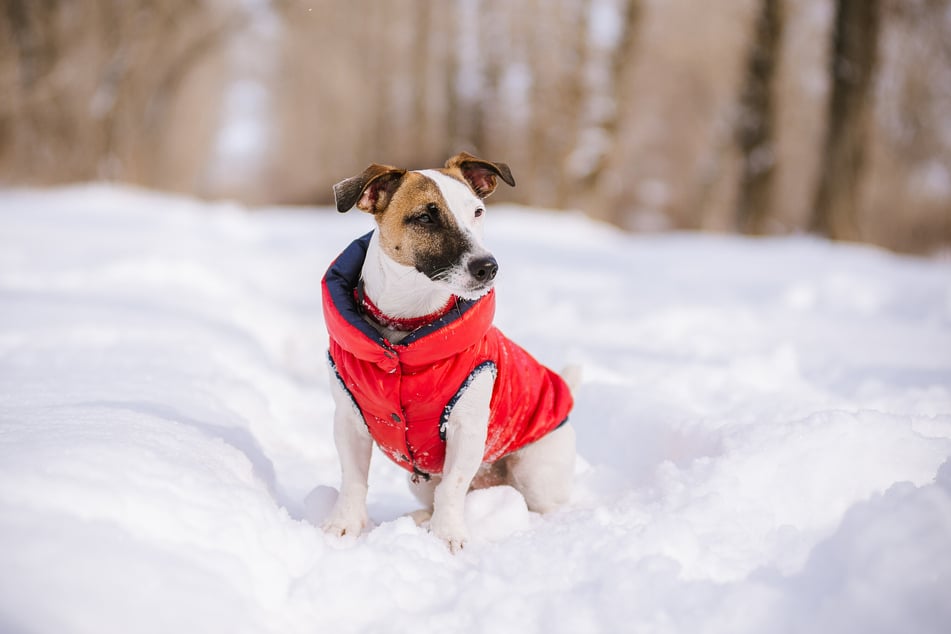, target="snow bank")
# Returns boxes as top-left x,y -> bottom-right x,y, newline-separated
0,185 -> 949,633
